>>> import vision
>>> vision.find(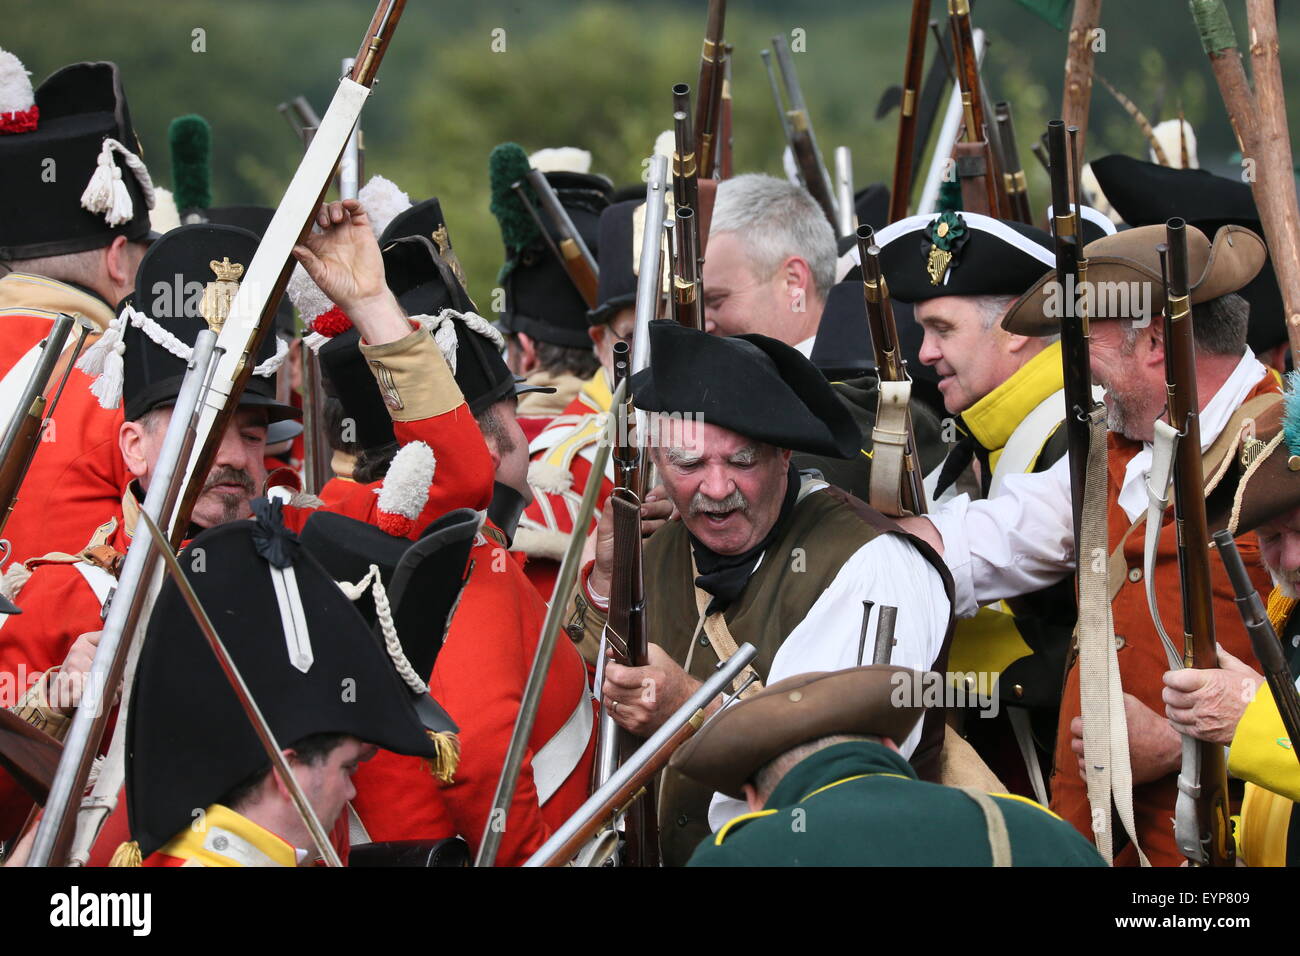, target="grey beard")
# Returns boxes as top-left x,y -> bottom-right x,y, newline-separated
1104,390 -> 1147,443
1268,564 -> 1300,601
